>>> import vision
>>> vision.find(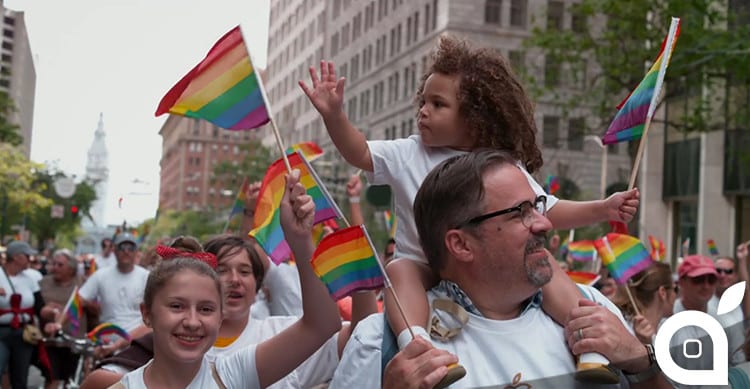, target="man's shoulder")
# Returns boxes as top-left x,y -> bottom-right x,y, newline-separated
349,313 -> 385,347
